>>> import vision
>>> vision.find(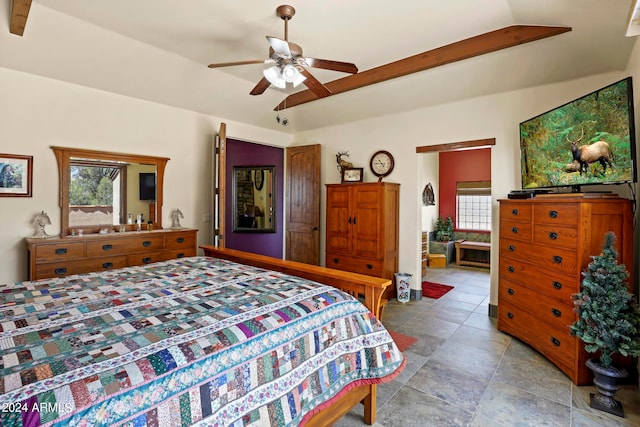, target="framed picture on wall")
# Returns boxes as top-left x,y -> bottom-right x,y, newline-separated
341,167 -> 364,183
0,153 -> 33,197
